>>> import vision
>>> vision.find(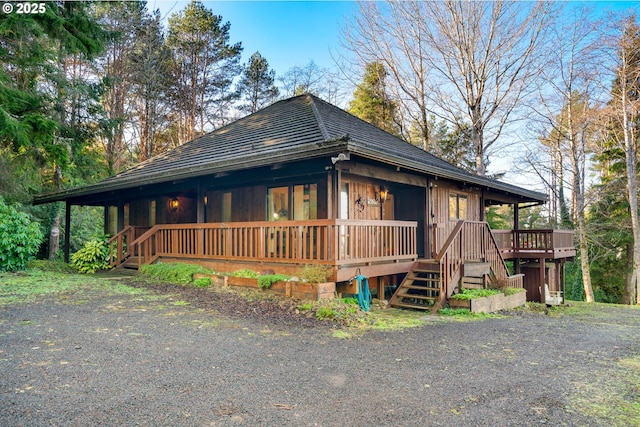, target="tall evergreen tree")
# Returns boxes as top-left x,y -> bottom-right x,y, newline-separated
238,51 -> 278,114
129,9 -> 173,161
94,0 -> 146,175
166,0 -> 242,142
348,62 -> 399,135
